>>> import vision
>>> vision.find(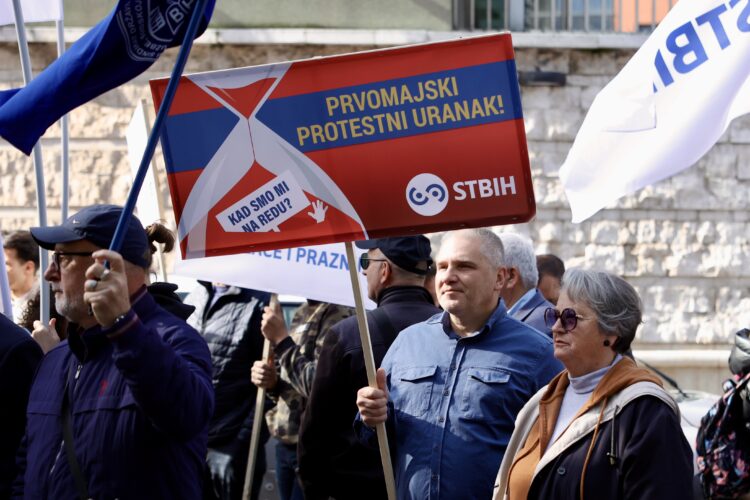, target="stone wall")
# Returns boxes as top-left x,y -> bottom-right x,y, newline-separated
1,40 -> 748,357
